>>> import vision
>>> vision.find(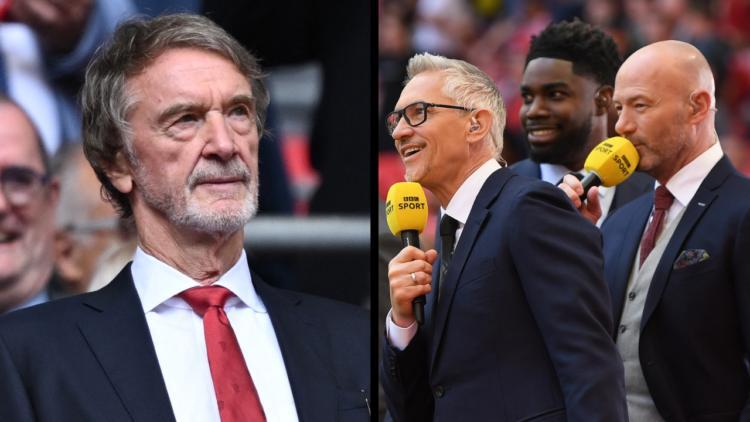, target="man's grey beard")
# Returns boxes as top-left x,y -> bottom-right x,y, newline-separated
136,157 -> 259,235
